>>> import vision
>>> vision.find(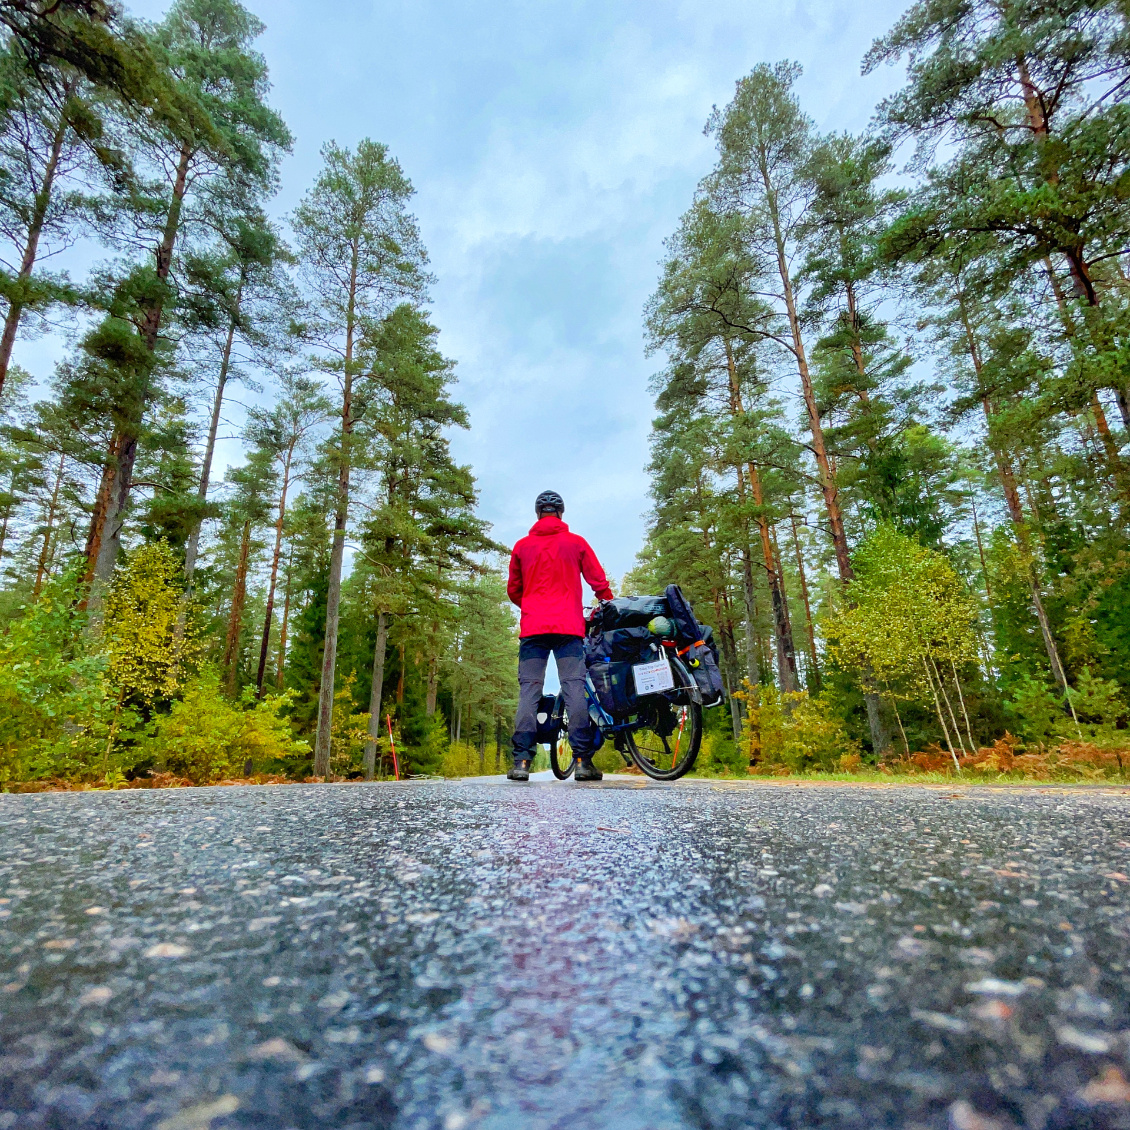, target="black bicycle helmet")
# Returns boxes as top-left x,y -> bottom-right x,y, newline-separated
535,490 -> 564,517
